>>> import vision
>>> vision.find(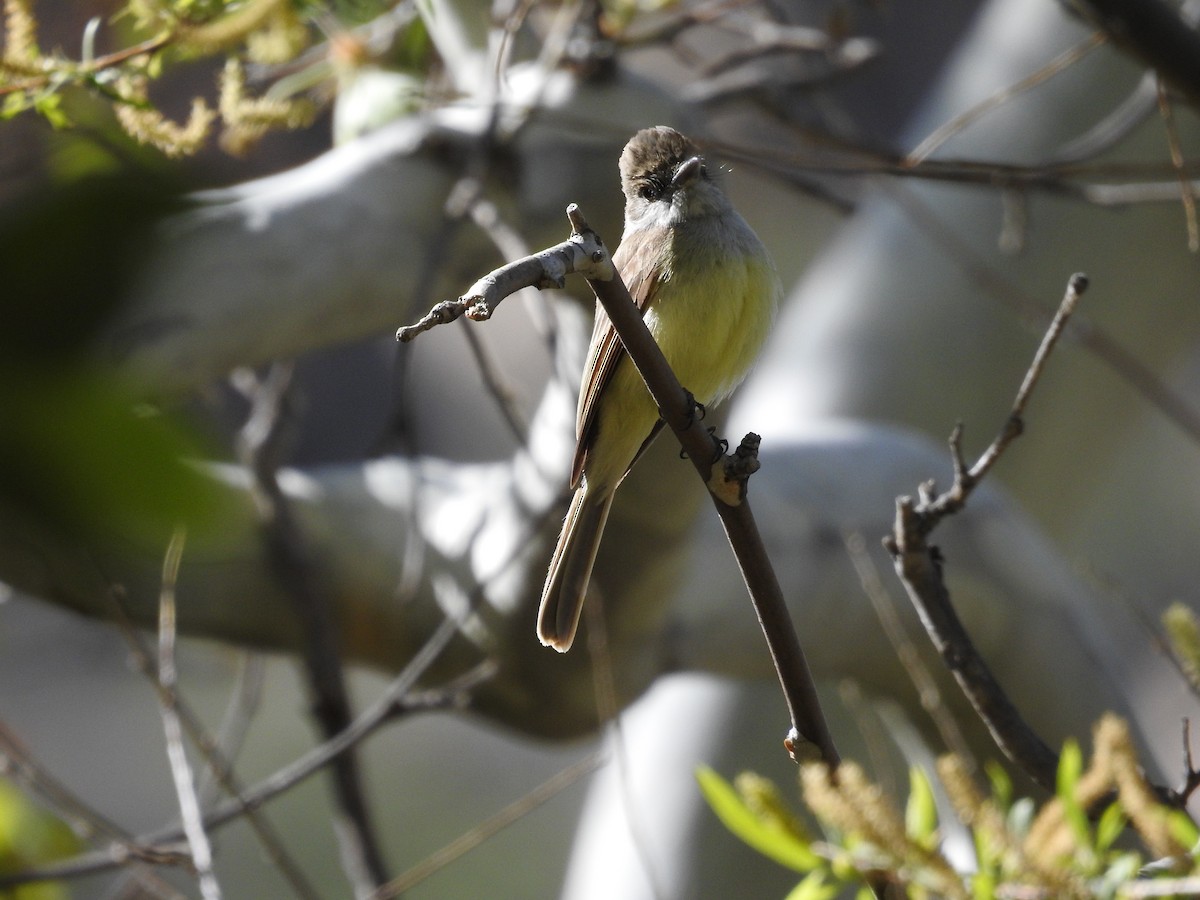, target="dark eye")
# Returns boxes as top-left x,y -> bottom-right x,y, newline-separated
639,180 -> 661,201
